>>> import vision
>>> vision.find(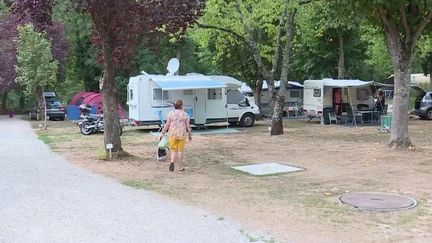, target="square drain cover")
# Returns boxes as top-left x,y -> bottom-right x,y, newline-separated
232,163 -> 304,176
